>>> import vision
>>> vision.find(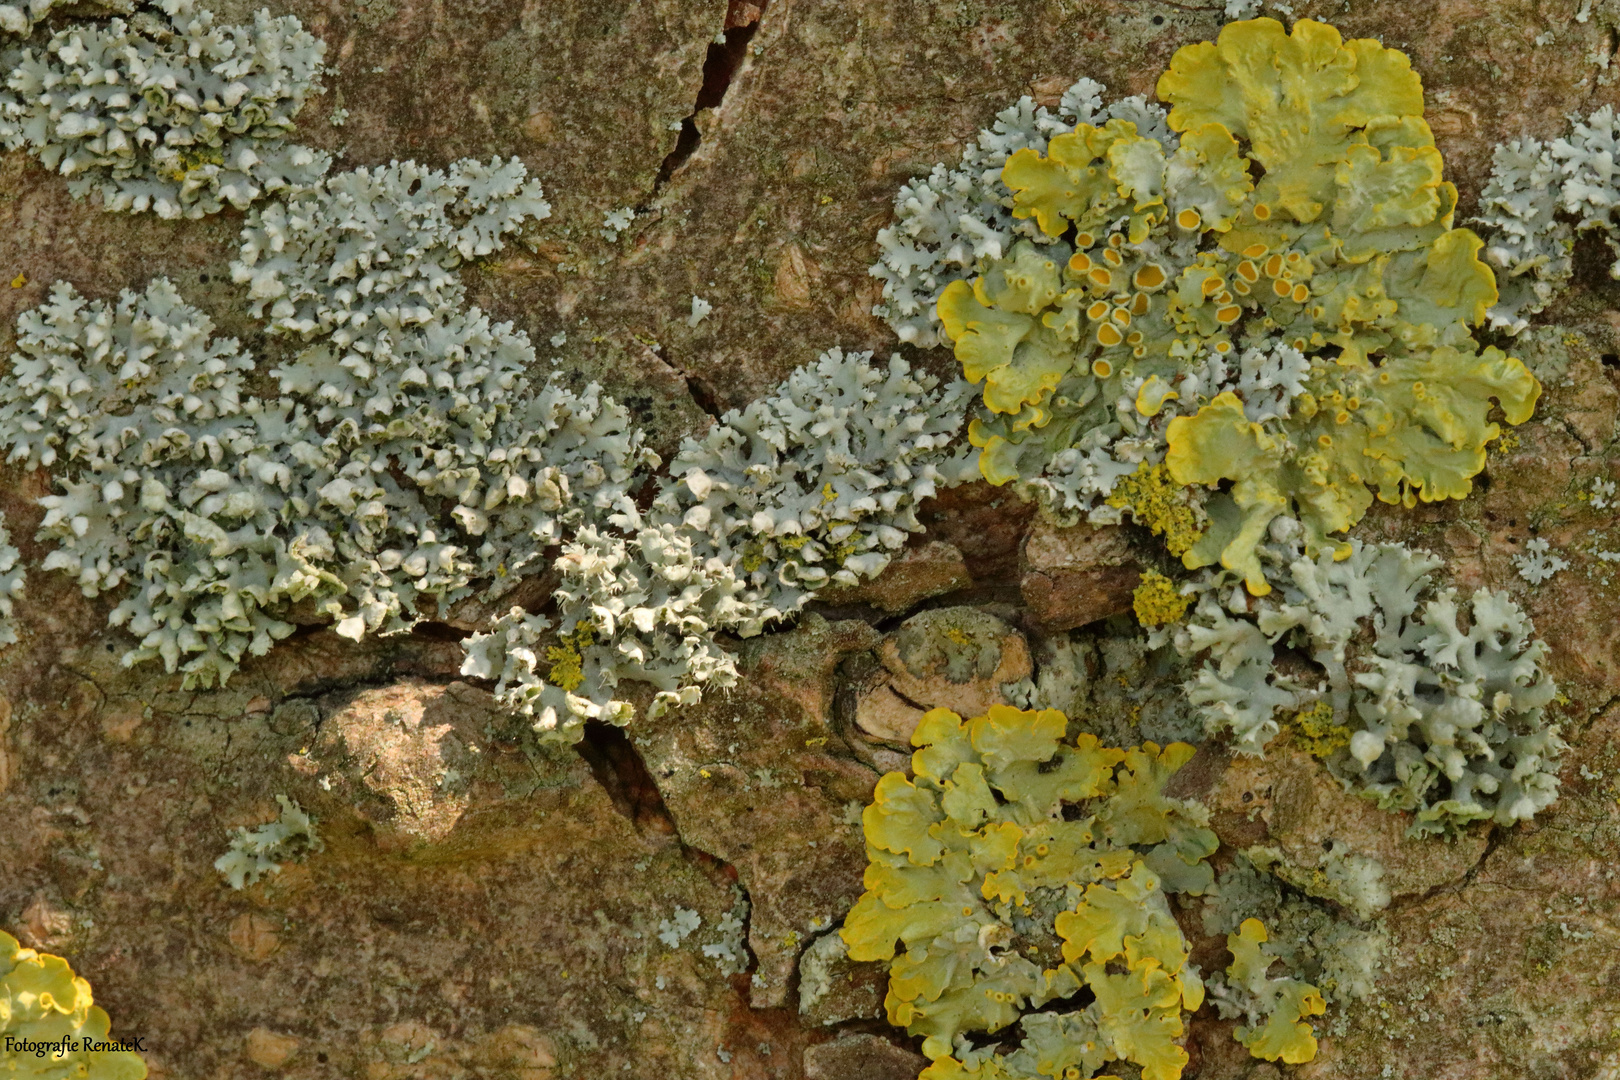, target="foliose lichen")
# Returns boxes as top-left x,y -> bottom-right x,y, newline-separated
840,704 -> 1218,1078
1213,918 -> 1326,1063
881,18 -> 1539,593
0,0 -> 328,219
1202,852 -> 1386,1014
652,348 -> 977,633
1160,519 -> 1561,836
0,510 -> 23,647
1,931 -> 146,1078
1475,105 -> 1620,333
0,159 -> 637,688
214,794 -> 322,890
462,348 -> 977,743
